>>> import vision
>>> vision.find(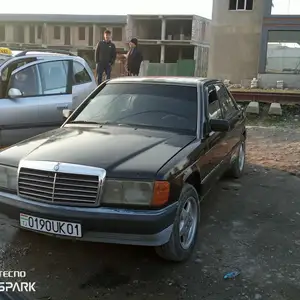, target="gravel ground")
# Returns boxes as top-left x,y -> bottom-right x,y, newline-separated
0,125 -> 300,300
